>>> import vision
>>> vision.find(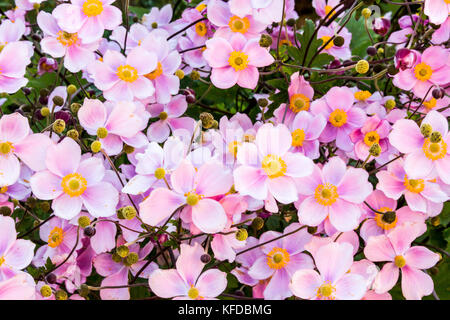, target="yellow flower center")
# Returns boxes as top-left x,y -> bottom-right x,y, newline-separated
185,191 -> 201,206
317,281 -> 336,300
195,22 -> 207,37
154,167 -> 165,180
228,16 -> 250,34
57,31 -> 79,47
48,226 -> 64,248
228,141 -> 241,158
261,155 -> 286,179
82,0 -> 103,17
291,129 -> 306,147
422,138 -> 447,160
320,36 -> 334,50
188,286 -> 202,299
228,51 -> 248,71
243,133 -> 255,142
329,109 -> 348,127
267,247 -> 290,269
159,111 -> 168,121
325,5 -> 336,17
196,3 -> 206,11
61,173 -> 87,197
314,183 -> 339,206
0,186 -> 8,193
289,94 -> 310,112
0,142 -> 13,155
0,256 -> 4,266
414,62 -> 433,81
423,98 -> 437,110
374,207 -> 397,230
354,90 -> 372,101
117,65 -> 138,83
145,62 -> 163,80
403,176 -> 425,193
394,255 -> 406,268
364,131 -> 380,146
